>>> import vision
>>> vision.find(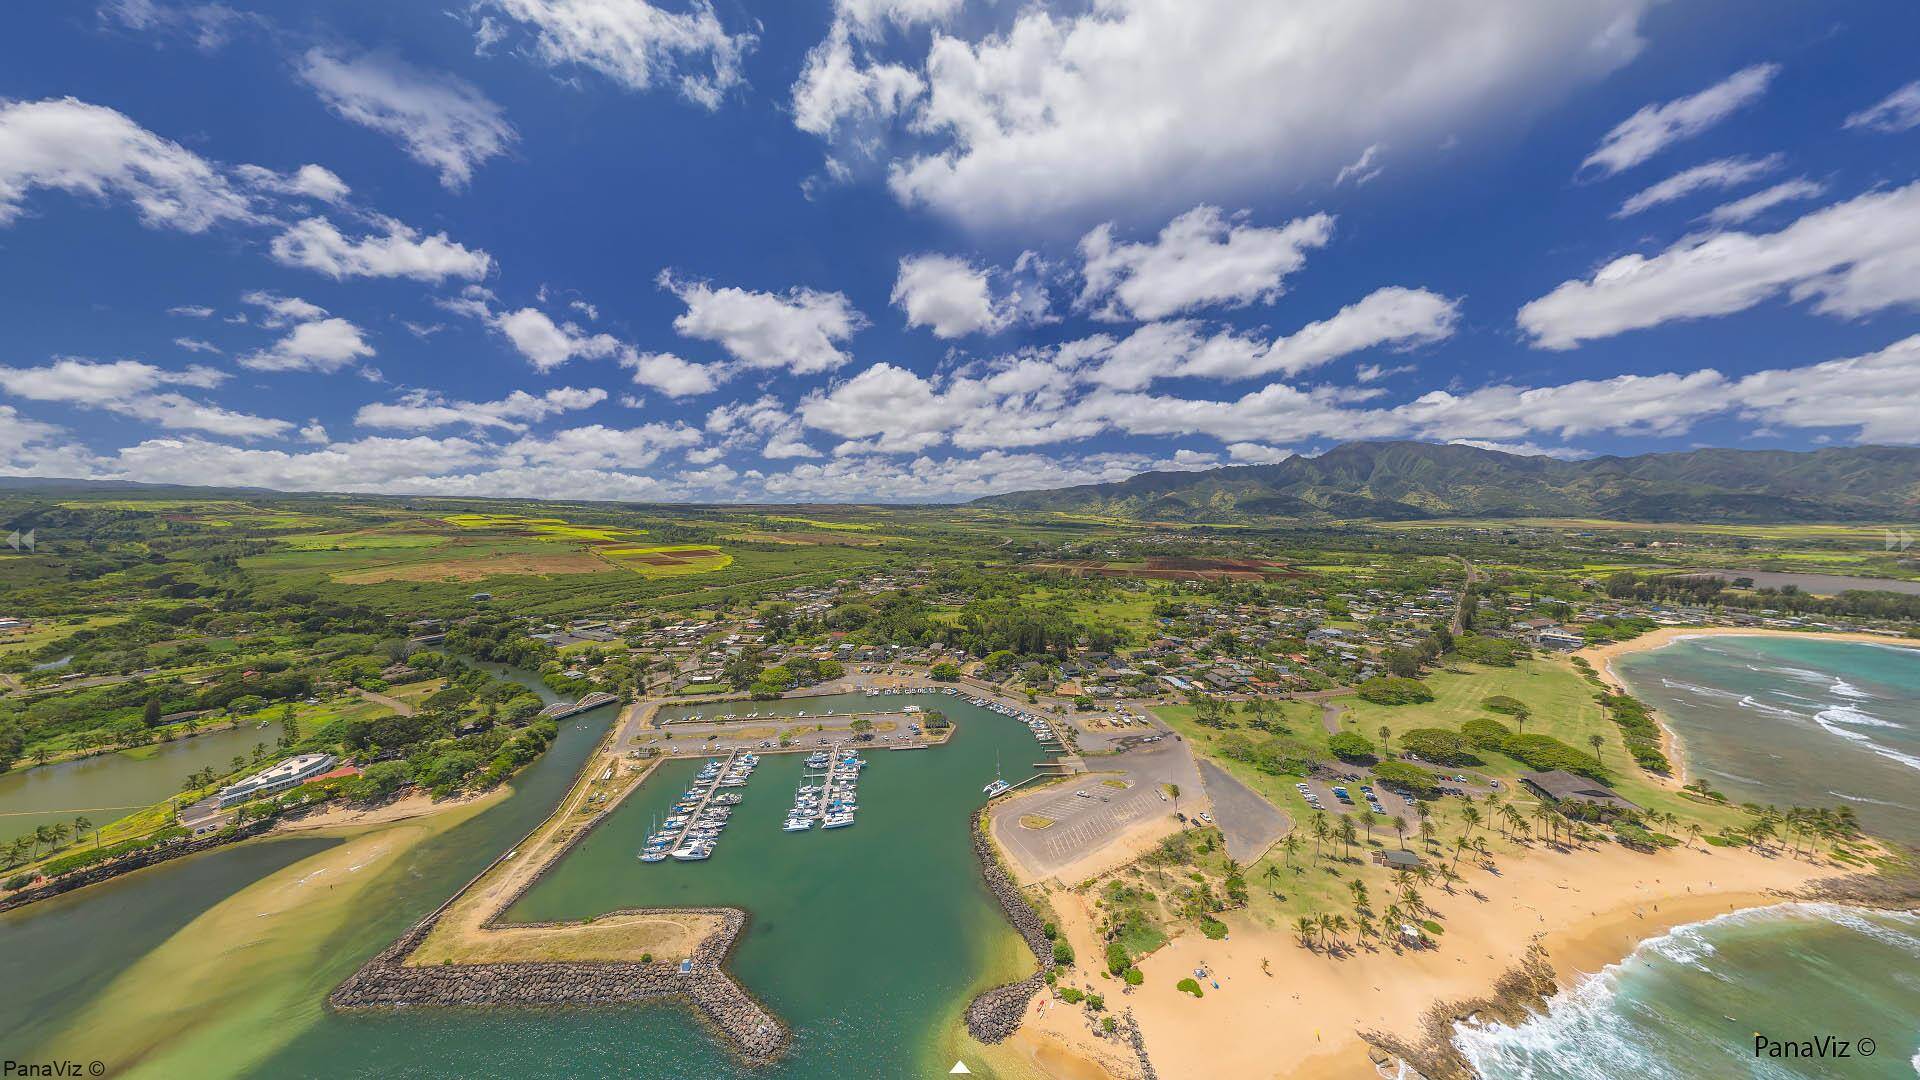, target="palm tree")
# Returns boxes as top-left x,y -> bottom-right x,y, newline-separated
1587,733 -> 1605,766
1503,804 -> 1527,838
1683,822 -> 1703,849
1531,801 -> 1554,844
74,816 -> 95,849
1294,915 -> 1318,949
1310,812 -> 1330,862
1326,914 -> 1349,948
1336,814 -> 1358,860
1391,814 -> 1408,848
1282,833 -> 1301,868
1460,805 -> 1483,838
1377,725 -> 1392,757
1348,878 -> 1369,910
1418,817 -> 1437,848
49,822 -> 71,851
1168,783 -> 1181,814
